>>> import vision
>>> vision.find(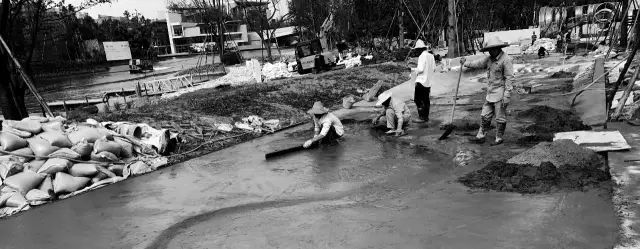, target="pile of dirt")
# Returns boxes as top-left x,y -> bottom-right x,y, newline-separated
515,105 -> 591,145
459,140 -> 608,193
549,71 -> 577,78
